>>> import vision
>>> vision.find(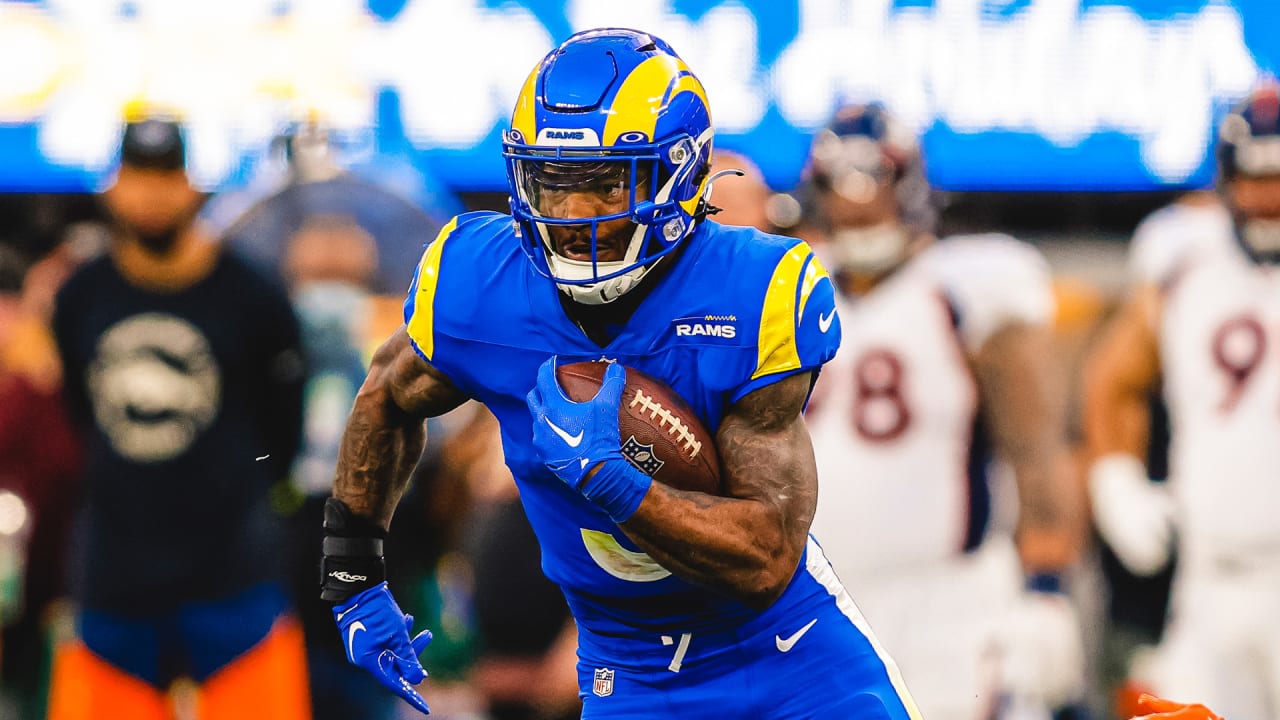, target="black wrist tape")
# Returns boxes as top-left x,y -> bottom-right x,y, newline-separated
320,497 -> 387,603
